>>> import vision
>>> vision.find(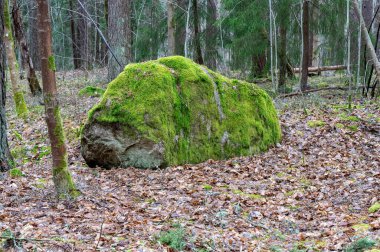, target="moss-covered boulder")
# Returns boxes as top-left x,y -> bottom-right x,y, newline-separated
81,56 -> 281,169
